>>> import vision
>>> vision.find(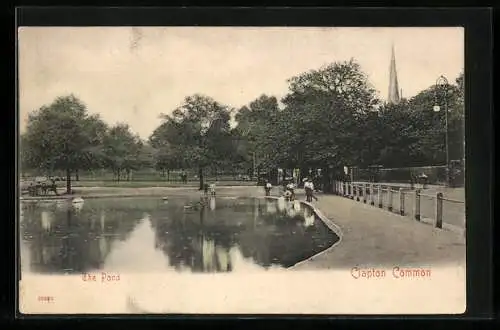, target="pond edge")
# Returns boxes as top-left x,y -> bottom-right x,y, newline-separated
263,196 -> 344,270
